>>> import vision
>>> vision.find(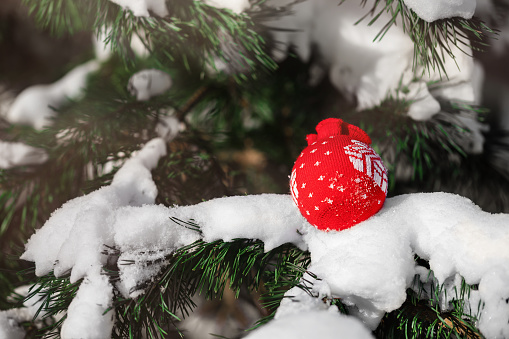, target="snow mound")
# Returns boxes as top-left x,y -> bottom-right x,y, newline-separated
245,309 -> 374,339
301,193 -> 509,336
